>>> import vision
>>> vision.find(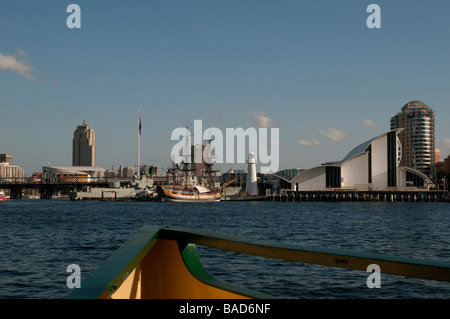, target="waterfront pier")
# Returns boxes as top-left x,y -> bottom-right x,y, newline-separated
2,179 -> 448,202
270,190 -> 448,202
